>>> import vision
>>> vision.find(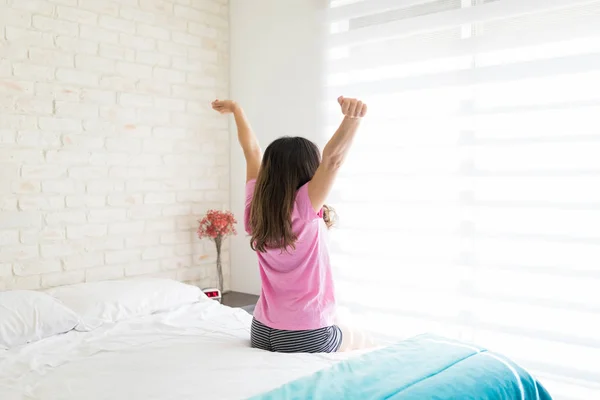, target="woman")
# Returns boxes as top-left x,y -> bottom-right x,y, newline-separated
212,96 -> 367,353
